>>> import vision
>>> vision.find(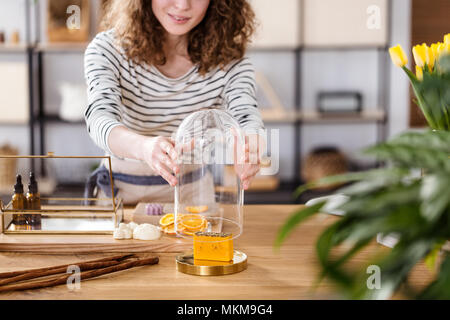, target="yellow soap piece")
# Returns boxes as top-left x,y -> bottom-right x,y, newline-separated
193,232 -> 234,262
